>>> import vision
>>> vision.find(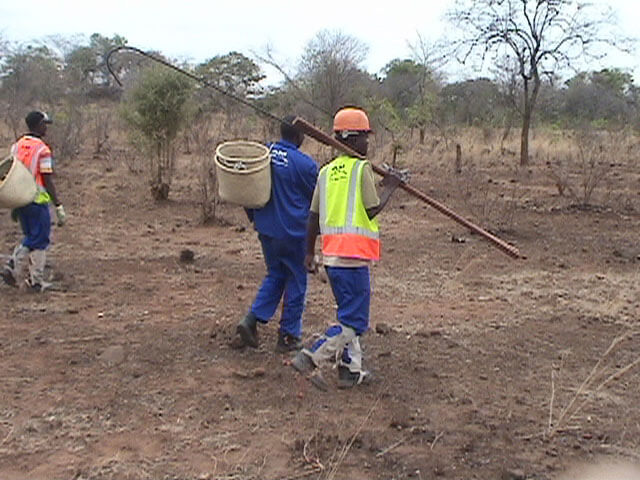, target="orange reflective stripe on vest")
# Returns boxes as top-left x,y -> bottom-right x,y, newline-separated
322,233 -> 380,260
